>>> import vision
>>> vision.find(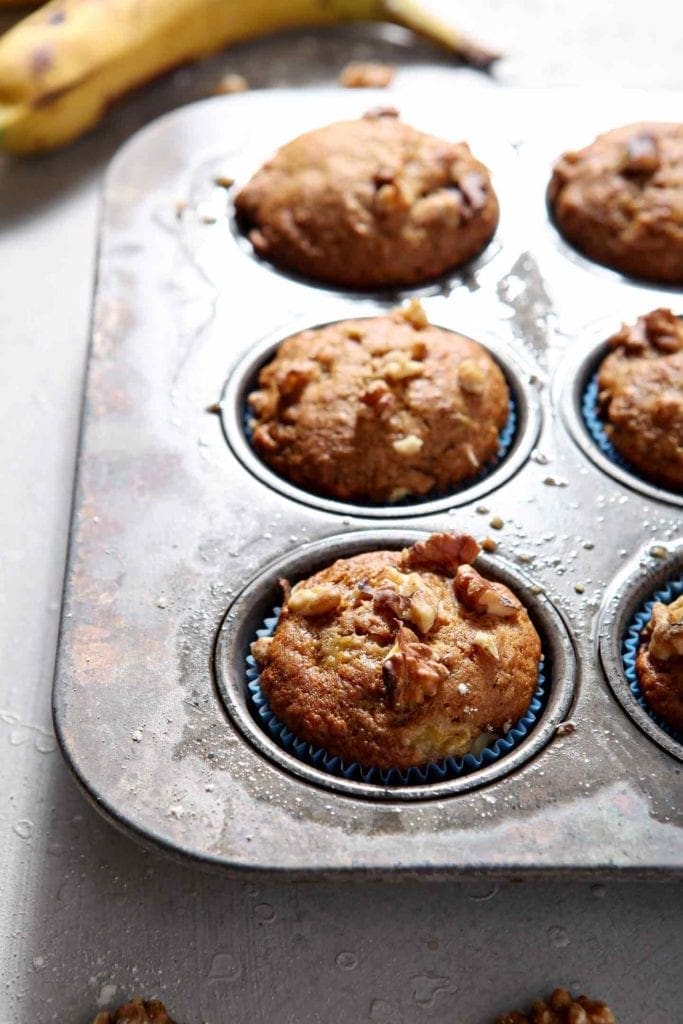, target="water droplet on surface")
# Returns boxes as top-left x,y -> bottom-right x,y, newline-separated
208,952 -> 242,982
13,819 -> 33,839
254,902 -> 276,922
335,951 -> 358,971
548,925 -> 570,948
410,973 -> 452,1008
466,881 -> 499,902
370,998 -> 403,1023
591,883 -> 607,899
